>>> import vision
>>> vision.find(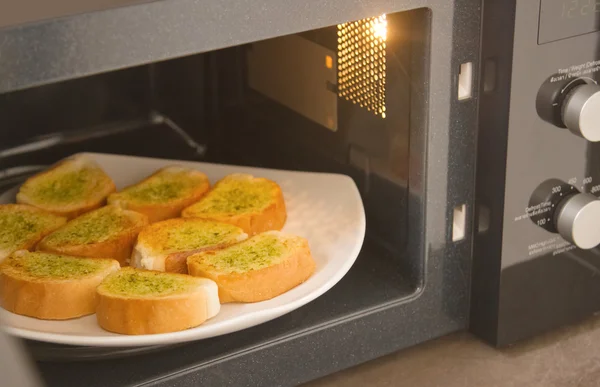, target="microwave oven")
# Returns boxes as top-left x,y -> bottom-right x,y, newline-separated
2,0 -> 599,386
